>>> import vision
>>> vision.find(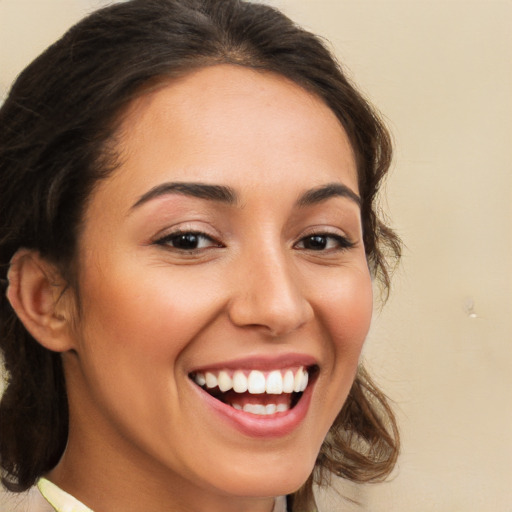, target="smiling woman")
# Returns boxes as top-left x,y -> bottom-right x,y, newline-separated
0,1 -> 400,511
